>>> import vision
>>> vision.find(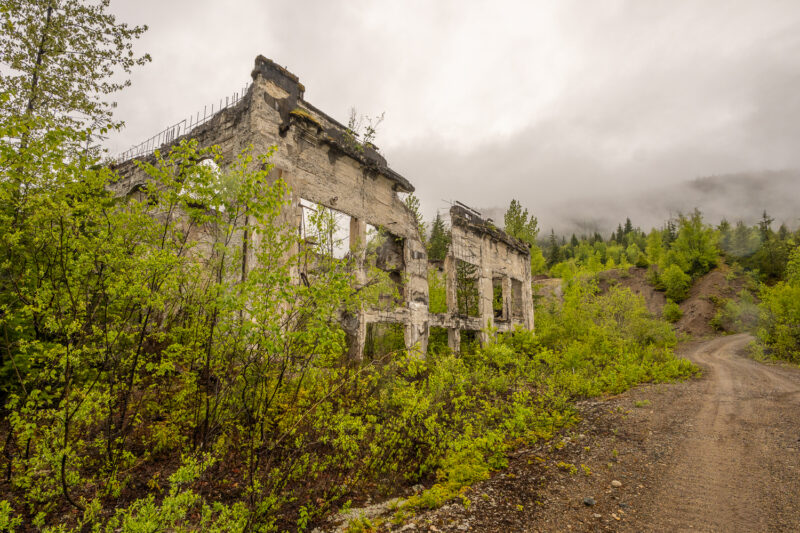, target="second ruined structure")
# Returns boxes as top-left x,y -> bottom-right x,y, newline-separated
112,55 -> 534,358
